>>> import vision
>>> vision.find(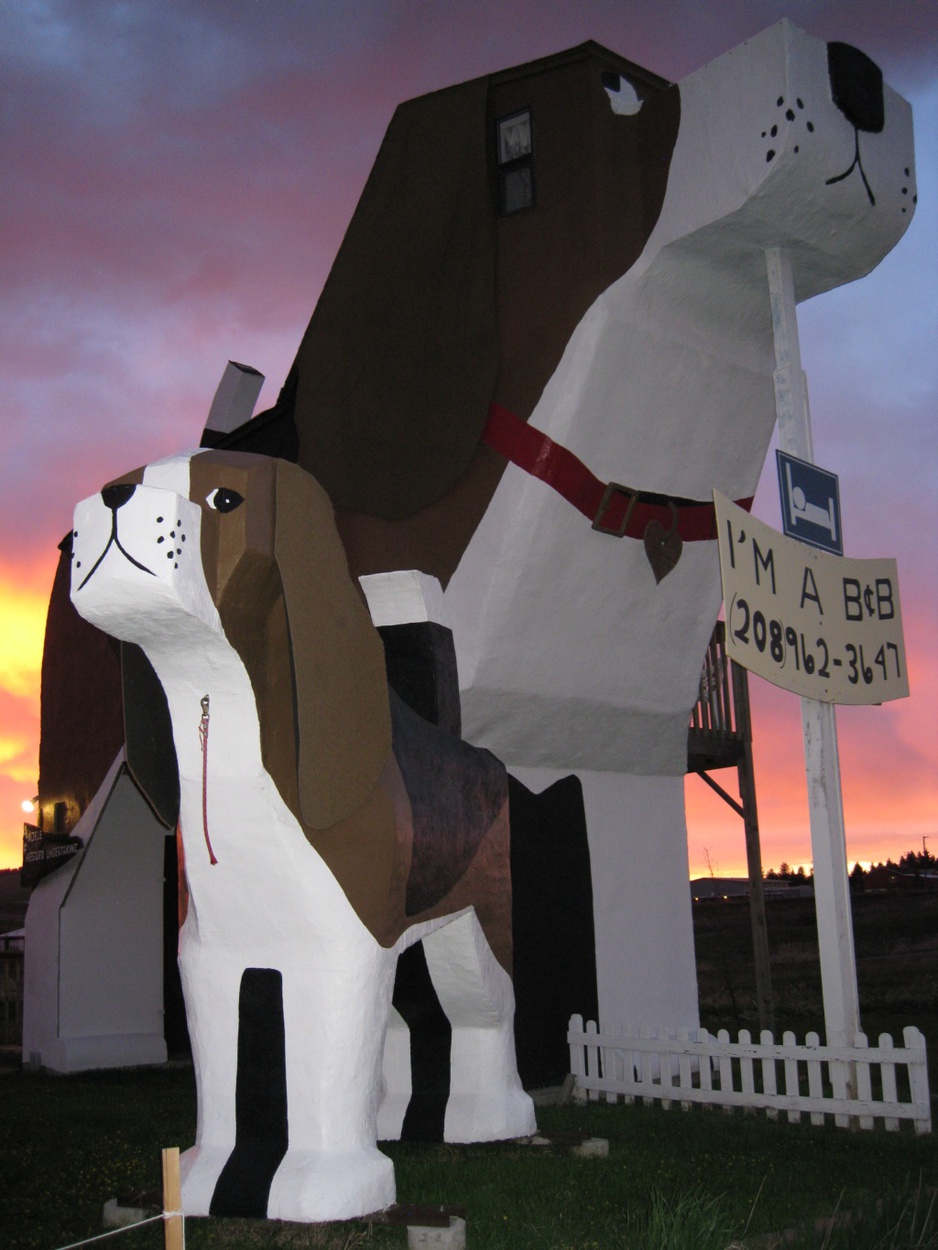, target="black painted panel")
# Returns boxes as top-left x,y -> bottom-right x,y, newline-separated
509,774 -> 598,1089
210,968 -> 289,1217
121,642 -> 179,829
390,691 -> 507,916
378,621 -> 461,737
161,834 -> 190,1061
392,943 -> 452,1141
